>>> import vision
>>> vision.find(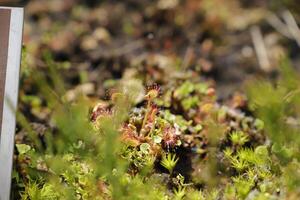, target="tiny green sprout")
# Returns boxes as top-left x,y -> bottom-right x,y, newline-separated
174,186 -> 186,200
231,157 -> 248,171
229,131 -> 249,146
232,176 -> 254,198
185,189 -> 205,200
223,148 -> 233,158
207,189 -> 220,200
161,153 -> 179,174
237,148 -> 259,165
